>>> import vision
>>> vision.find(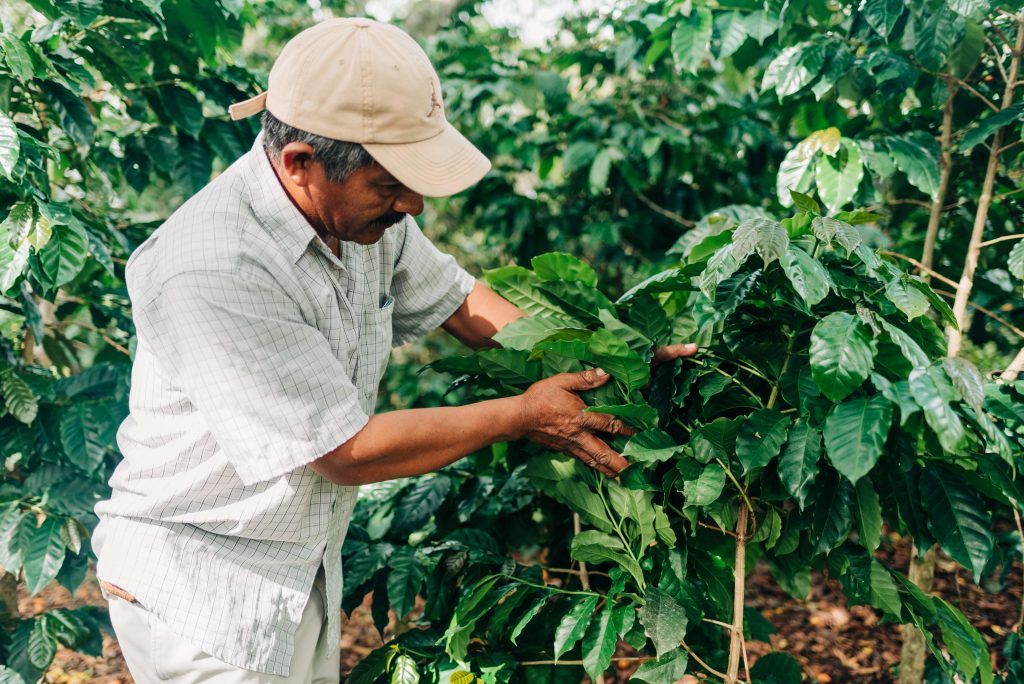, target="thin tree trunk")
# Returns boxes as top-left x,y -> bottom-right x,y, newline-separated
899,546 -> 938,684
920,80 -> 957,278
0,572 -> 17,619
947,15 -> 1024,357
1003,346 -> 1024,382
726,503 -> 749,684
